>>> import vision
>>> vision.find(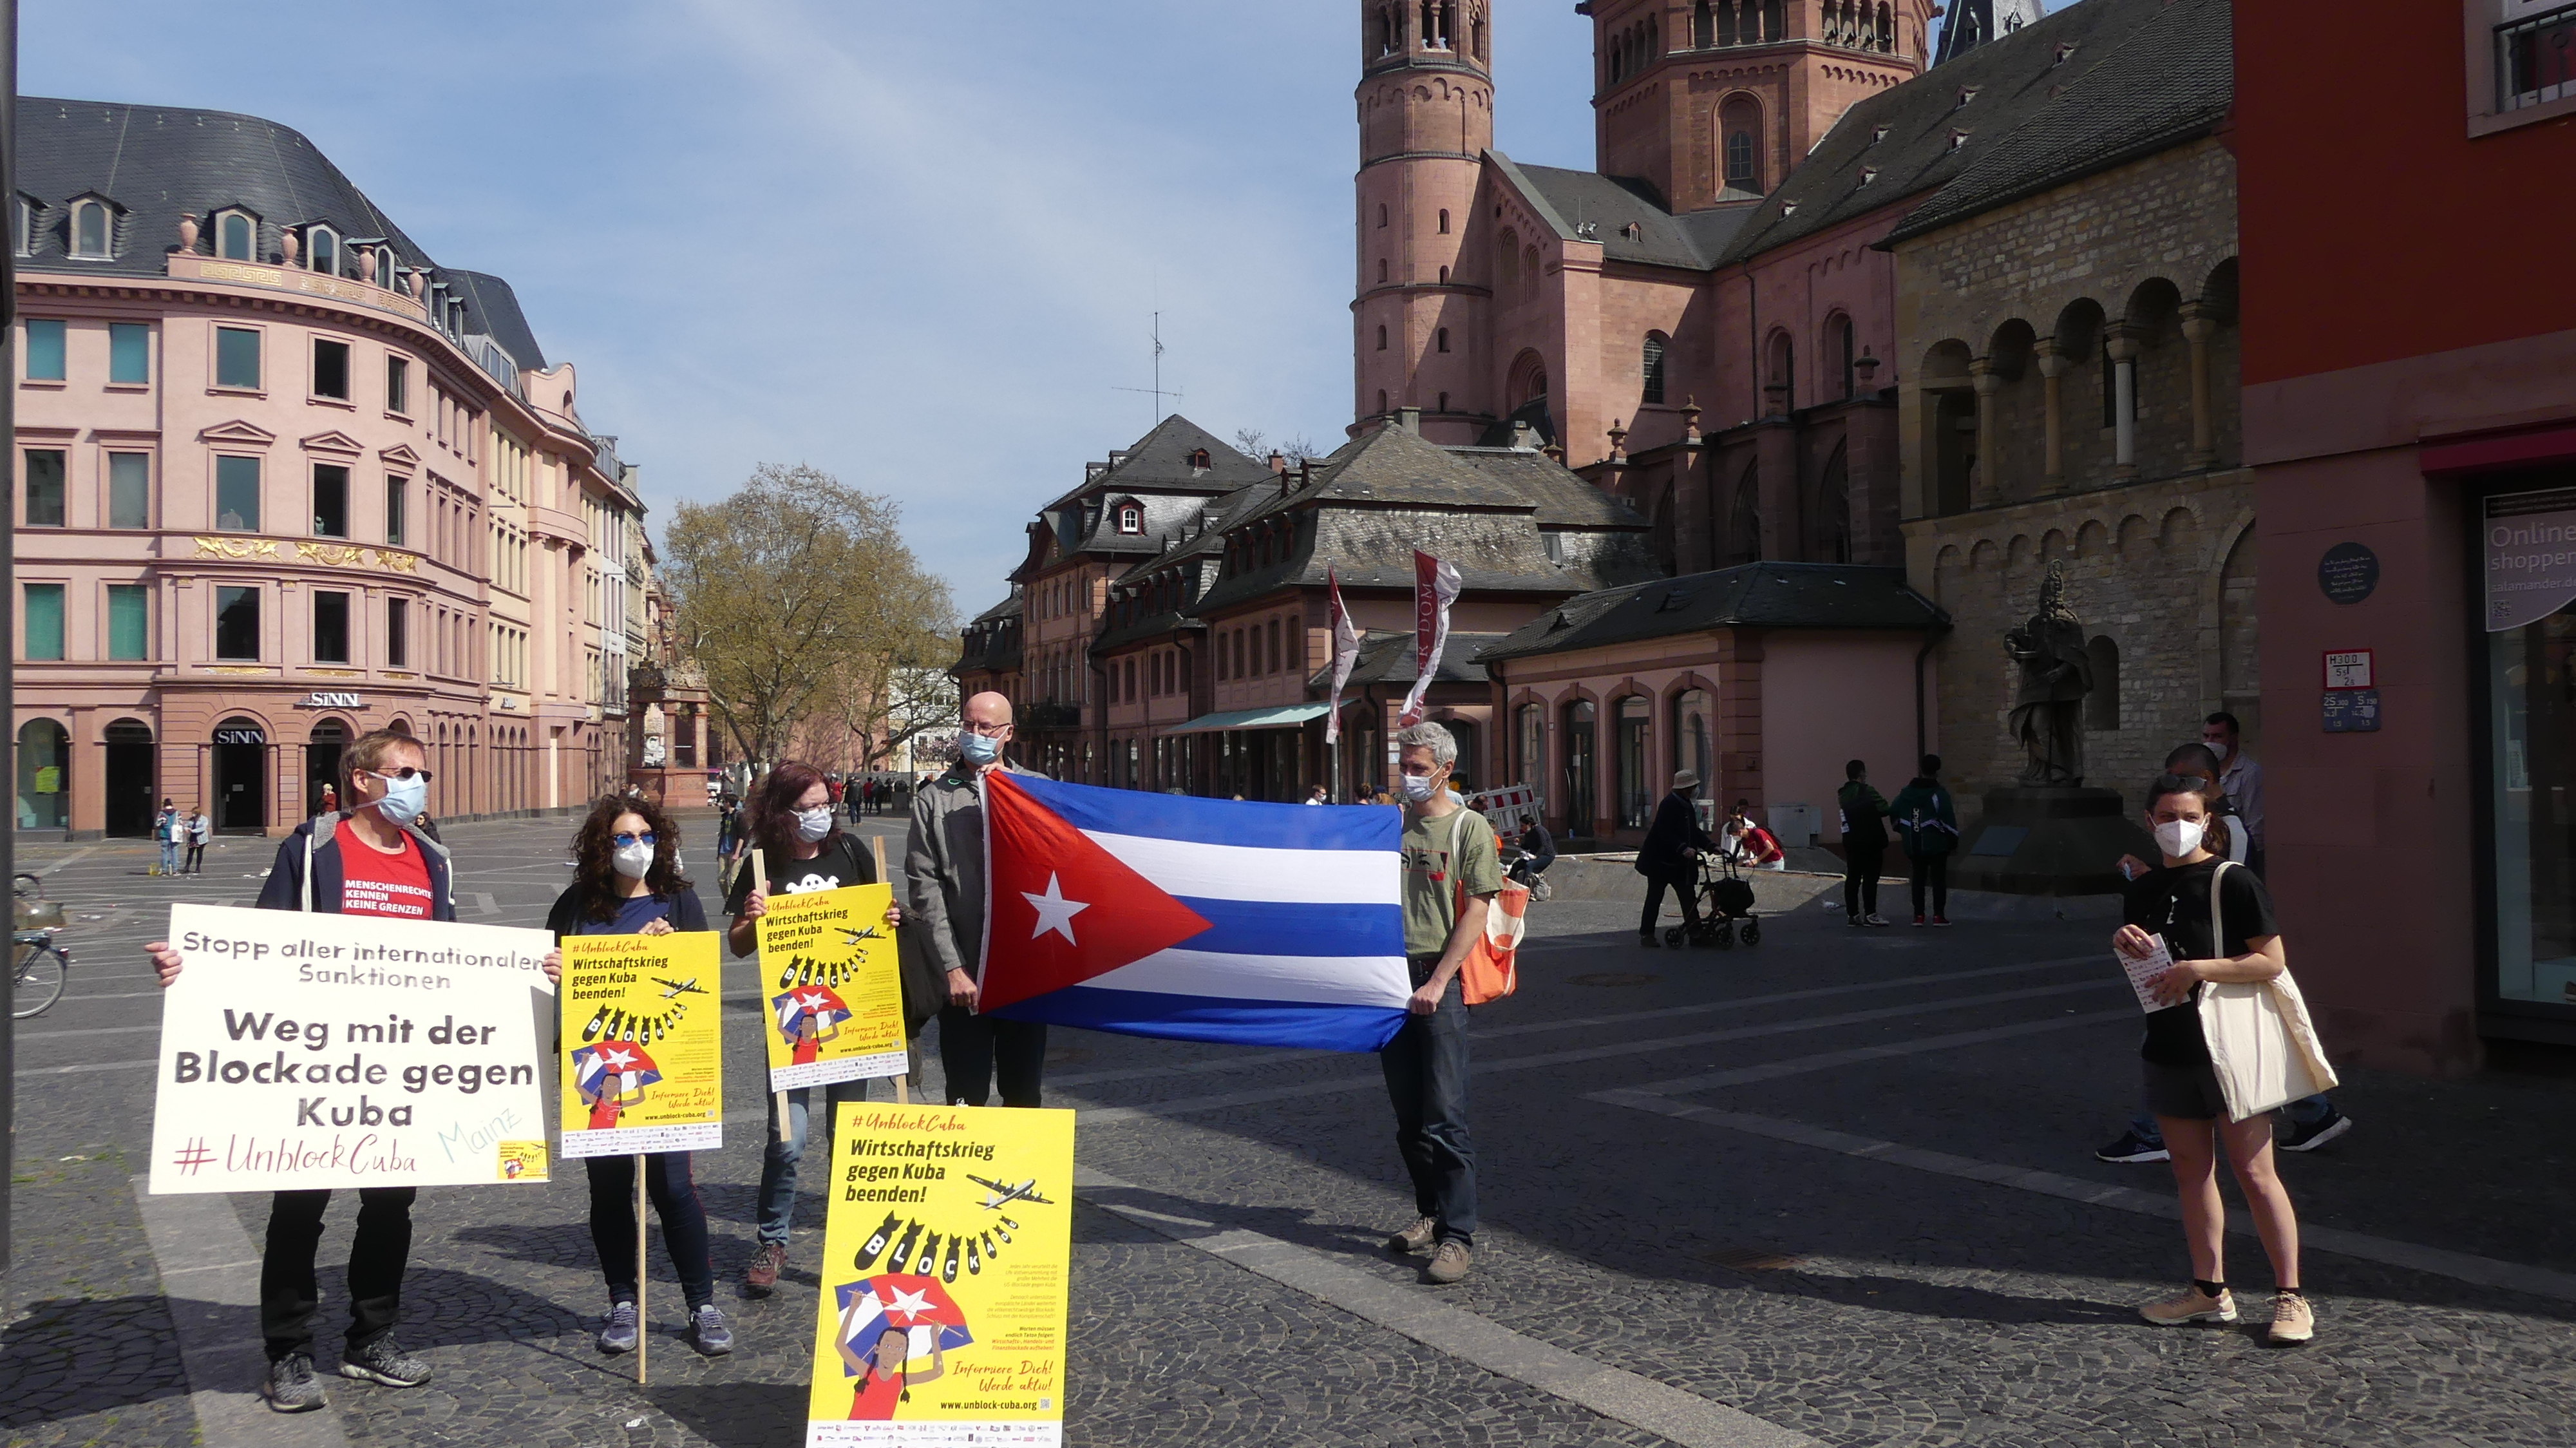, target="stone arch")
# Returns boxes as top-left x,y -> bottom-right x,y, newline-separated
1933,543 -> 1966,610
2116,512 -> 2154,555
2157,504 -> 2199,557
1808,439 -> 1852,562
1986,318 -> 2036,379
2123,277 -> 2184,346
2199,256 -> 2239,323
2076,517 -> 2110,558
1922,339 -> 1976,515
1763,326 -> 1796,414
1723,456 -> 1761,565
2213,513 -> 2259,740
1718,91 -> 1765,195
1497,227 -> 1520,291
2041,527 -> 2071,566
